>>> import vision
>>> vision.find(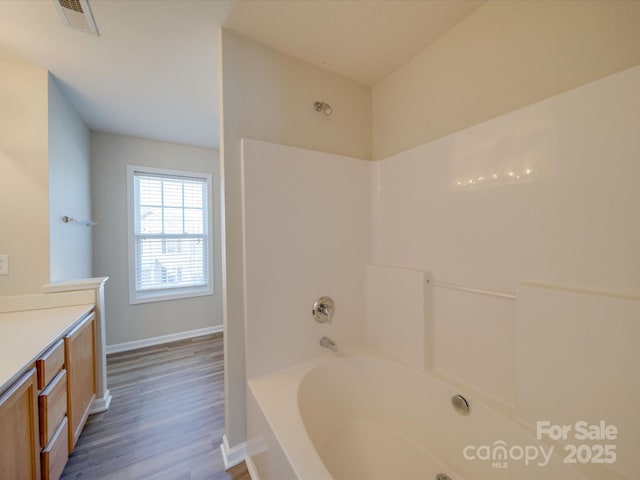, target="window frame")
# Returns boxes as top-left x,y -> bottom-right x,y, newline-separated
127,164 -> 214,304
